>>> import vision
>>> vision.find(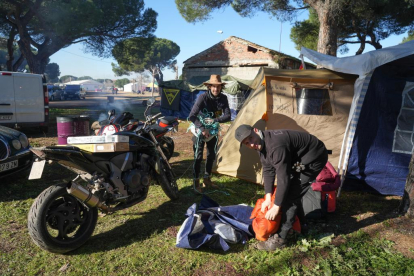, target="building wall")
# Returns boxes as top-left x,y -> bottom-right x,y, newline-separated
187,38 -> 277,66
184,66 -> 272,81
183,37 -> 300,81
